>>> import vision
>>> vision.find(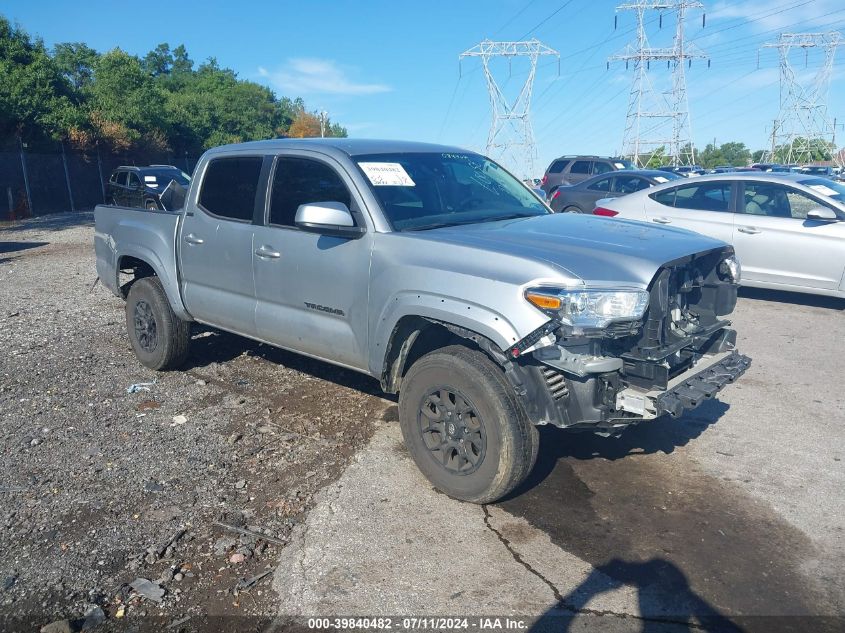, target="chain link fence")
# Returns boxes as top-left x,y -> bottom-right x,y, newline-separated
0,136 -> 198,221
